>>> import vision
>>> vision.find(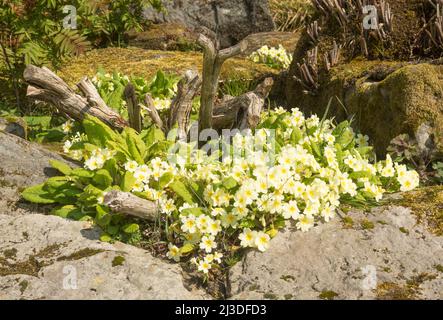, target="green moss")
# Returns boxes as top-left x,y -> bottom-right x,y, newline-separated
112,255 -> 126,267
126,23 -> 200,52
263,292 -> 279,300
3,248 -> 17,259
19,280 -> 29,294
396,186 -> 443,236
434,265 -> 443,273
360,219 -> 375,230
342,216 -> 354,228
56,248 -> 104,262
399,227 -> 409,235
58,47 -> 277,86
248,284 -> 260,291
280,274 -> 295,282
0,244 -> 62,277
375,282 -> 416,300
284,294 -> 294,300
319,290 -> 338,300
377,220 -> 388,225
375,273 -> 437,300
